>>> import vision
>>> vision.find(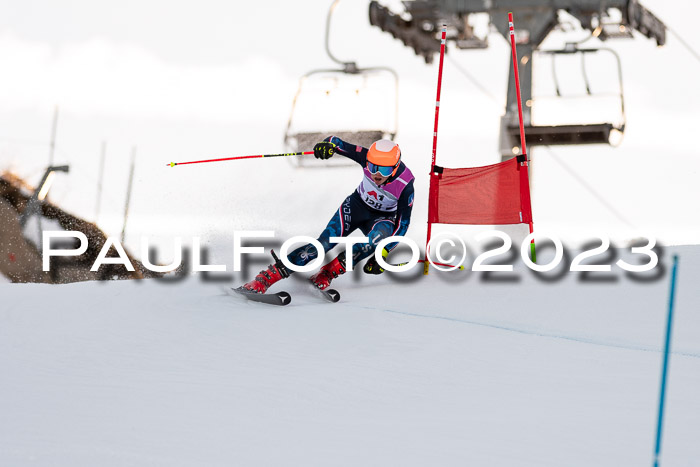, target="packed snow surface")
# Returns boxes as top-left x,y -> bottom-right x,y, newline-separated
1,246 -> 699,466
